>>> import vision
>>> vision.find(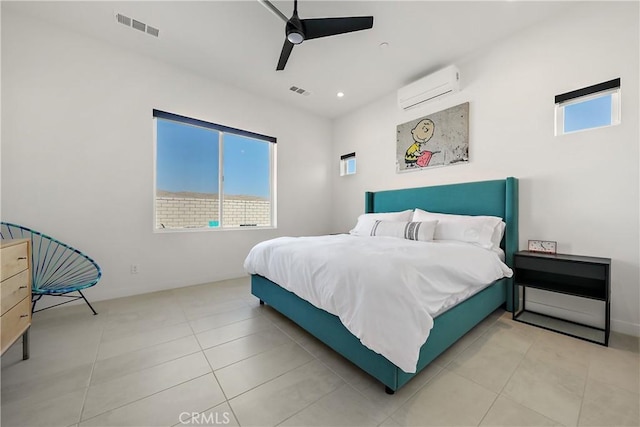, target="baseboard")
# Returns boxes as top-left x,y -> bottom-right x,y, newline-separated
611,318 -> 640,337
